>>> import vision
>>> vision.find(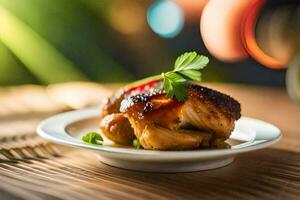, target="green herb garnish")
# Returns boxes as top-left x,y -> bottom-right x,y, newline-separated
163,52 -> 209,101
132,139 -> 141,149
128,51 -> 209,101
82,132 -> 103,145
